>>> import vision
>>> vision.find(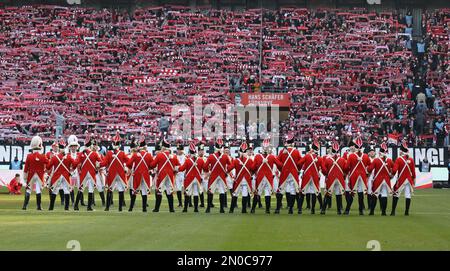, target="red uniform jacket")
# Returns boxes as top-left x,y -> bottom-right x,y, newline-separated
300,152 -> 322,191
127,151 -> 153,191
45,151 -> 57,161
392,155 -> 416,190
47,153 -> 76,186
178,155 -> 204,189
24,151 -> 49,185
228,156 -> 254,191
367,156 -> 394,194
321,154 -> 346,191
253,153 -> 282,190
277,147 -> 302,186
150,150 -> 180,188
76,149 -> 102,185
204,152 -> 231,188
345,151 -> 371,191
101,149 -> 129,187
